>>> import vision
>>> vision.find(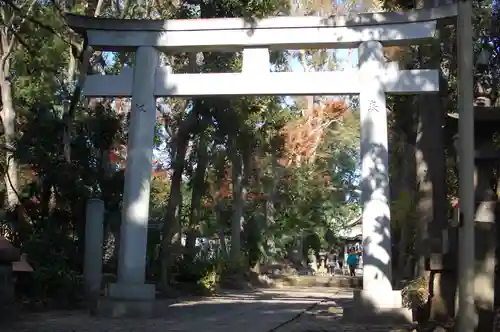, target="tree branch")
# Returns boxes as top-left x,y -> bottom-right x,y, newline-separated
94,0 -> 107,17
1,0 -> 81,50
